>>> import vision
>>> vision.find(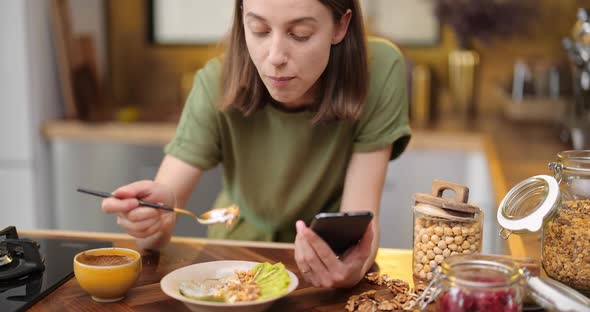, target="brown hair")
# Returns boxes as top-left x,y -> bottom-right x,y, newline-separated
218,0 -> 368,124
